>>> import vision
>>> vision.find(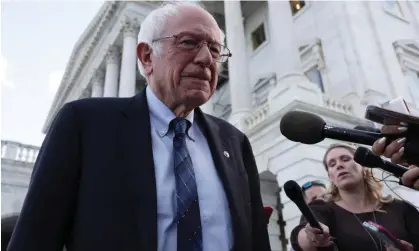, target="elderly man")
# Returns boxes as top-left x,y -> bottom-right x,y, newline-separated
7,2 -> 271,251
